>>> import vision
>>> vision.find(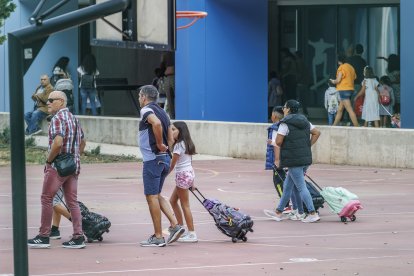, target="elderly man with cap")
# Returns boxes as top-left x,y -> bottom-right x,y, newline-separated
268,100 -> 321,223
